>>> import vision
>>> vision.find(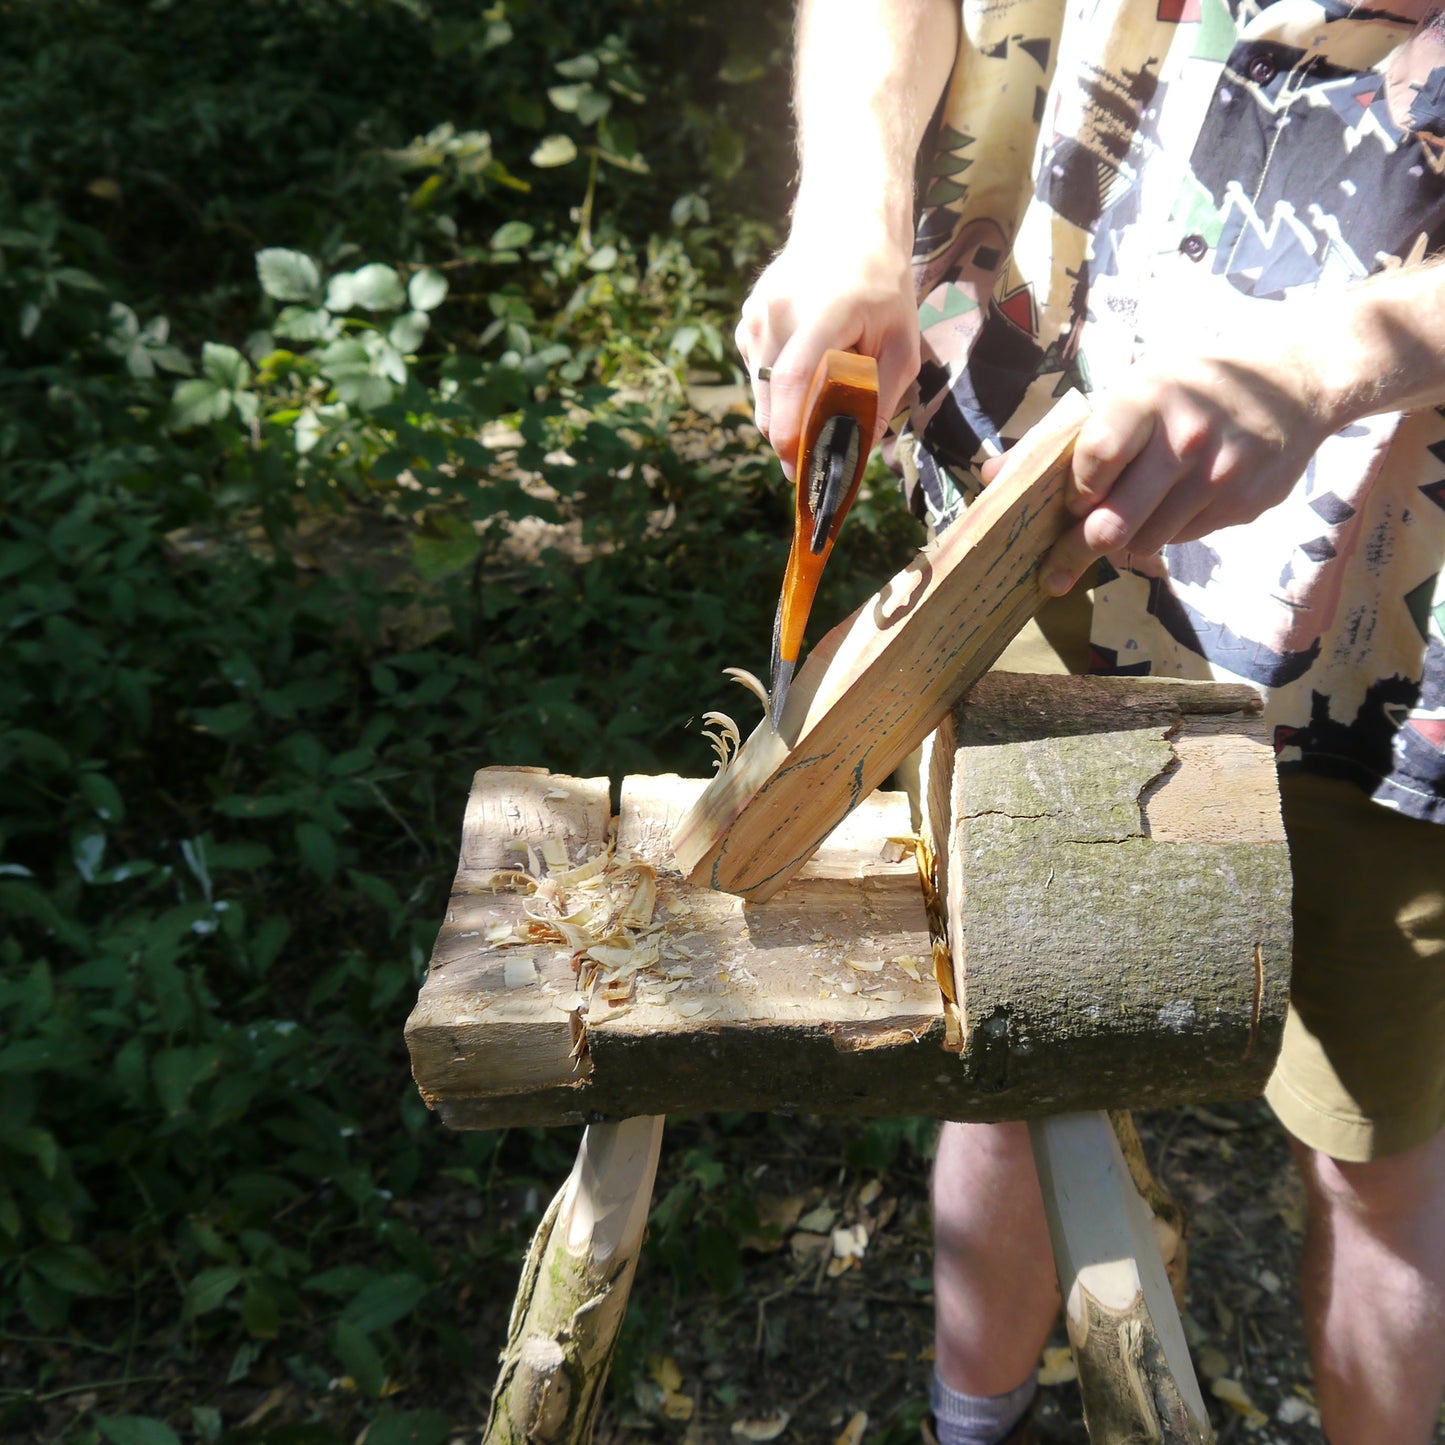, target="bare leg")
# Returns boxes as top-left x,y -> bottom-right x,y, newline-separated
932,1120 -> 1061,1394
1293,1128 -> 1445,1445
